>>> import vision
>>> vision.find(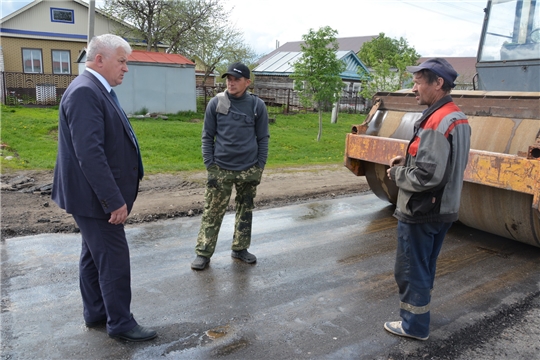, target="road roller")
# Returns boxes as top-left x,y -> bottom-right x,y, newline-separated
344,0 -> 540,247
